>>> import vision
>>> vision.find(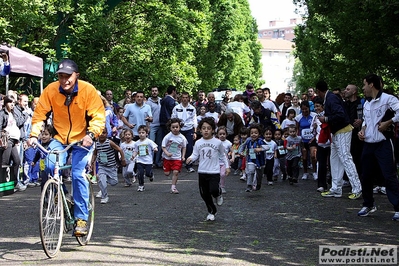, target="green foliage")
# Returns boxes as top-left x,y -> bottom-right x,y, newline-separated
1,0 -> 263,100
293,0 -> 399,93
196,0 -> 262,91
